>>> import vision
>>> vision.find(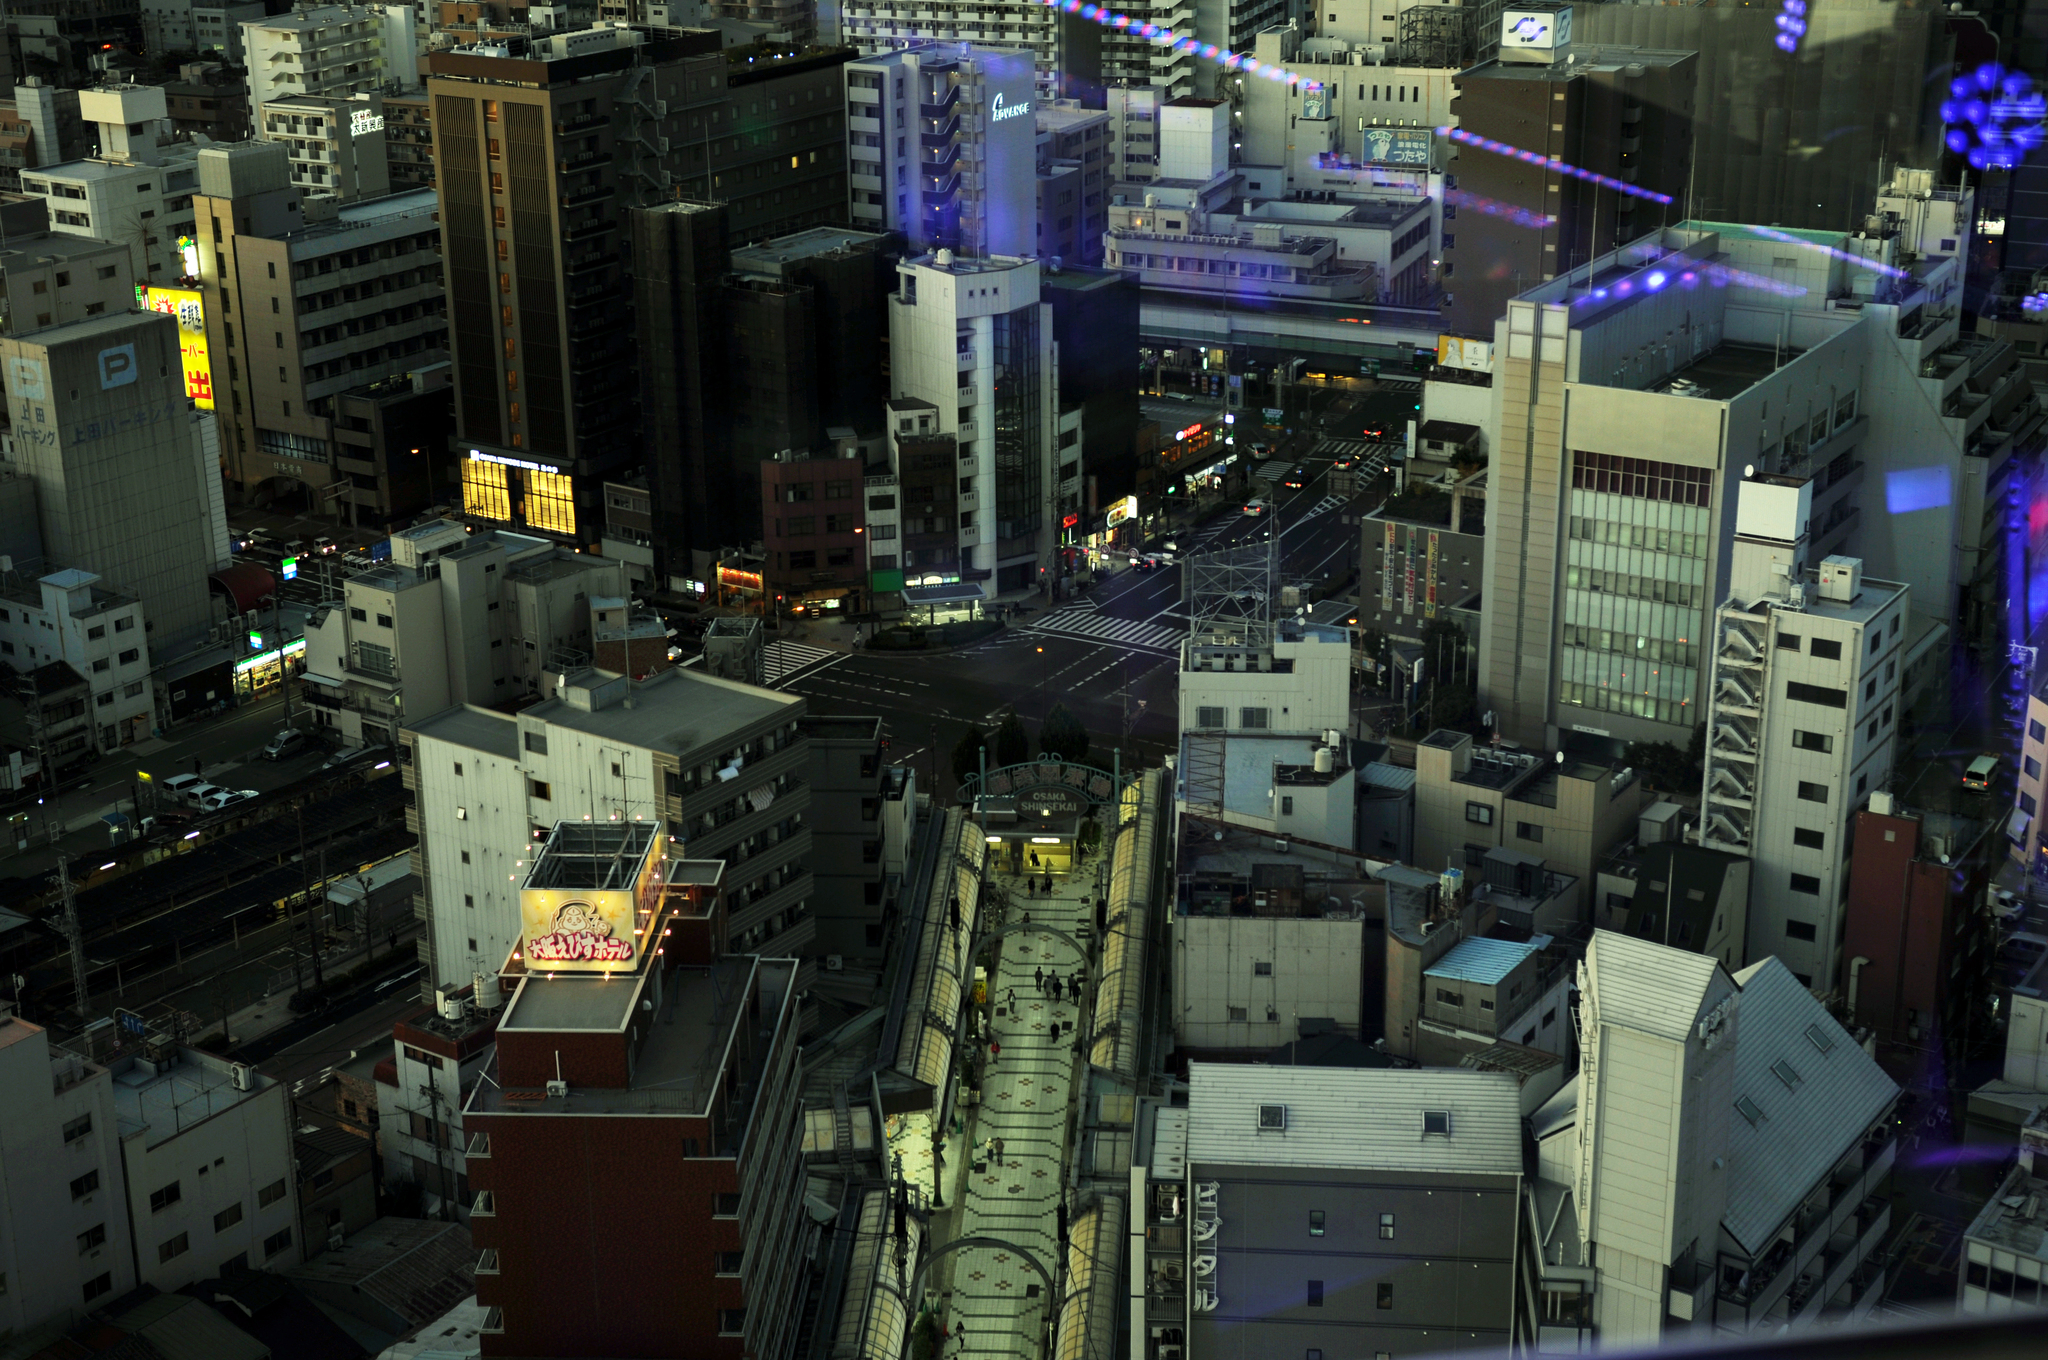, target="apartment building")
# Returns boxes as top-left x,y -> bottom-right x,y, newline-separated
1173,1063 -> 1529,1359
887,251 -> 1058,593
257,93 -> 394,202
0,201 -> 135,347
193,140 -> 447,512
376,993 -> 497,1222
1699,484 -> 1909,994
432,25 -> 852,546
832,0 -> 1107,99
1530,931 -> 1897,1347
0,1012 -> 134,1339
109,1044 -> 303,1289
797,714 -> 891,973
1957,1111 -> 2048,1315
383,91 -> 433,189
0,570 -> 155,751
19,85 -> 201,283
462,828 -> 808,1360
843,45 -> 1035,258
242,4 -> 418,117
142,0 -> 265,55
759,449 -> 868,616
401,664 -> 813,996
1596,832 -> 1751,973
0,311 -> 229,653
300,518 -> 623,749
